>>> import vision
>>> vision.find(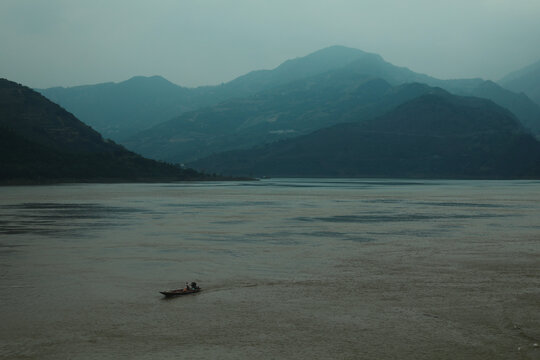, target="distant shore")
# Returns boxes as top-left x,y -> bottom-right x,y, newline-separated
0,175 -> 255,186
